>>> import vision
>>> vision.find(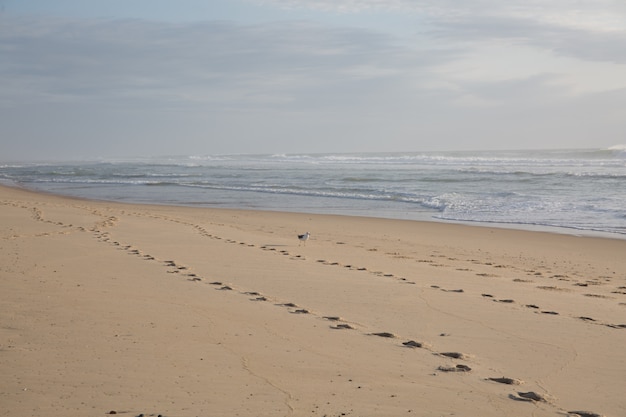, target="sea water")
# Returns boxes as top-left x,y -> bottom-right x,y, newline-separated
2,148 -> 625,237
